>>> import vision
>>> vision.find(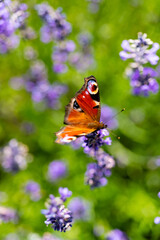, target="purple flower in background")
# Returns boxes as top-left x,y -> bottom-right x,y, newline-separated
25,180 -> 41,201
41,188 -> 72,232
48,160 -> 67,182
25,60 -> 47,92
0,139 -> 30,173
52,40 -> 75,73
87,0 -> 101,14
10,60 -> 68,109
0,0 -> 29,53
35,3 -> 71,42
101,105 -> 118,129
154,216 -> 160,224
68,197 -> 90,221
120,32 -> 160,96
106,229 -> 129,240
69,33 -> 95,72
130,67 -> 159,96
0,206 -> 18,223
